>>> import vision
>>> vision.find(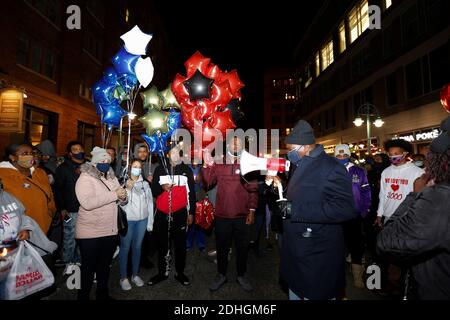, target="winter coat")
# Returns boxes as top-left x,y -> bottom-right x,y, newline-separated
151,161 -> 196,216
202,162 -> 258,219
377,182 -> 450,300
0,162 -> 56,234
281,144 -> 356,299
346,163 -> 371,217
75,162 -> 125,239
54,158 -> 82,213
120,176 -> 154,231
0,190 -> 57,256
